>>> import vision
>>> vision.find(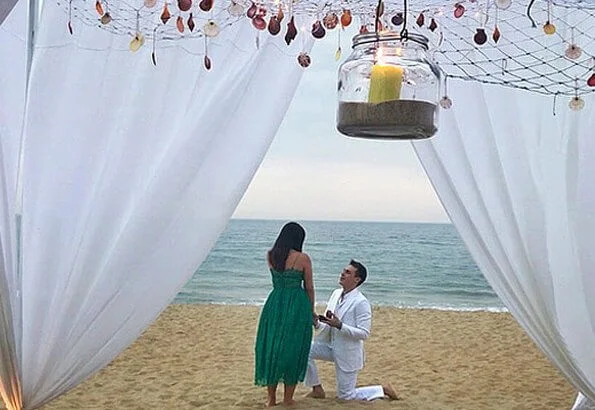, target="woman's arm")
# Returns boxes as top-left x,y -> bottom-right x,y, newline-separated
301,253 -> 316,315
